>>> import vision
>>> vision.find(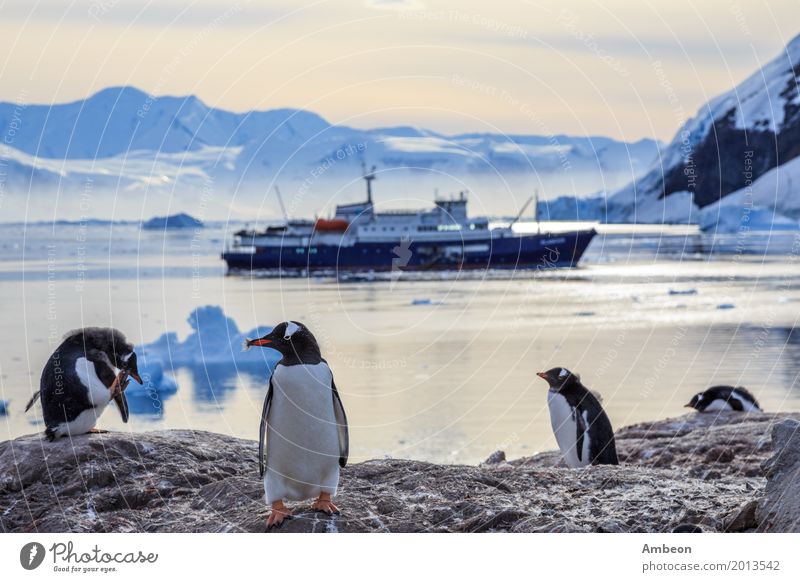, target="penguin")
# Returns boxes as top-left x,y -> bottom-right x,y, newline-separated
536,367 -> 618,468
24,328 -> 142,441
245,321 -> 349,529
685,385 -> 761,413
